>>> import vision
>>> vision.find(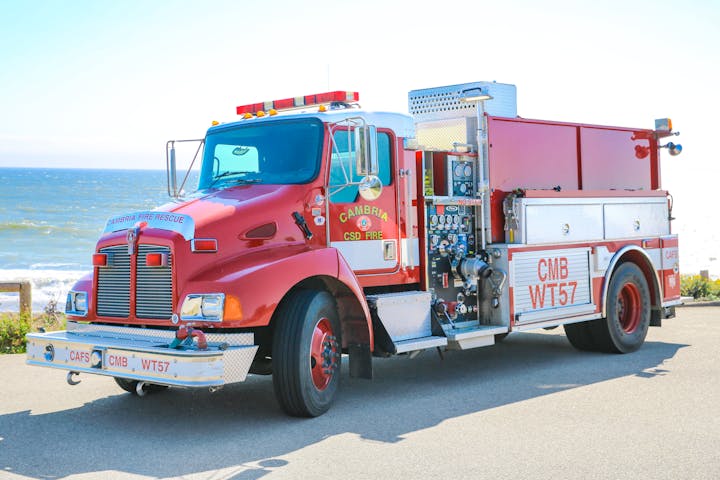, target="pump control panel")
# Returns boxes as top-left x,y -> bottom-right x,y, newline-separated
426,203 -> 479,322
